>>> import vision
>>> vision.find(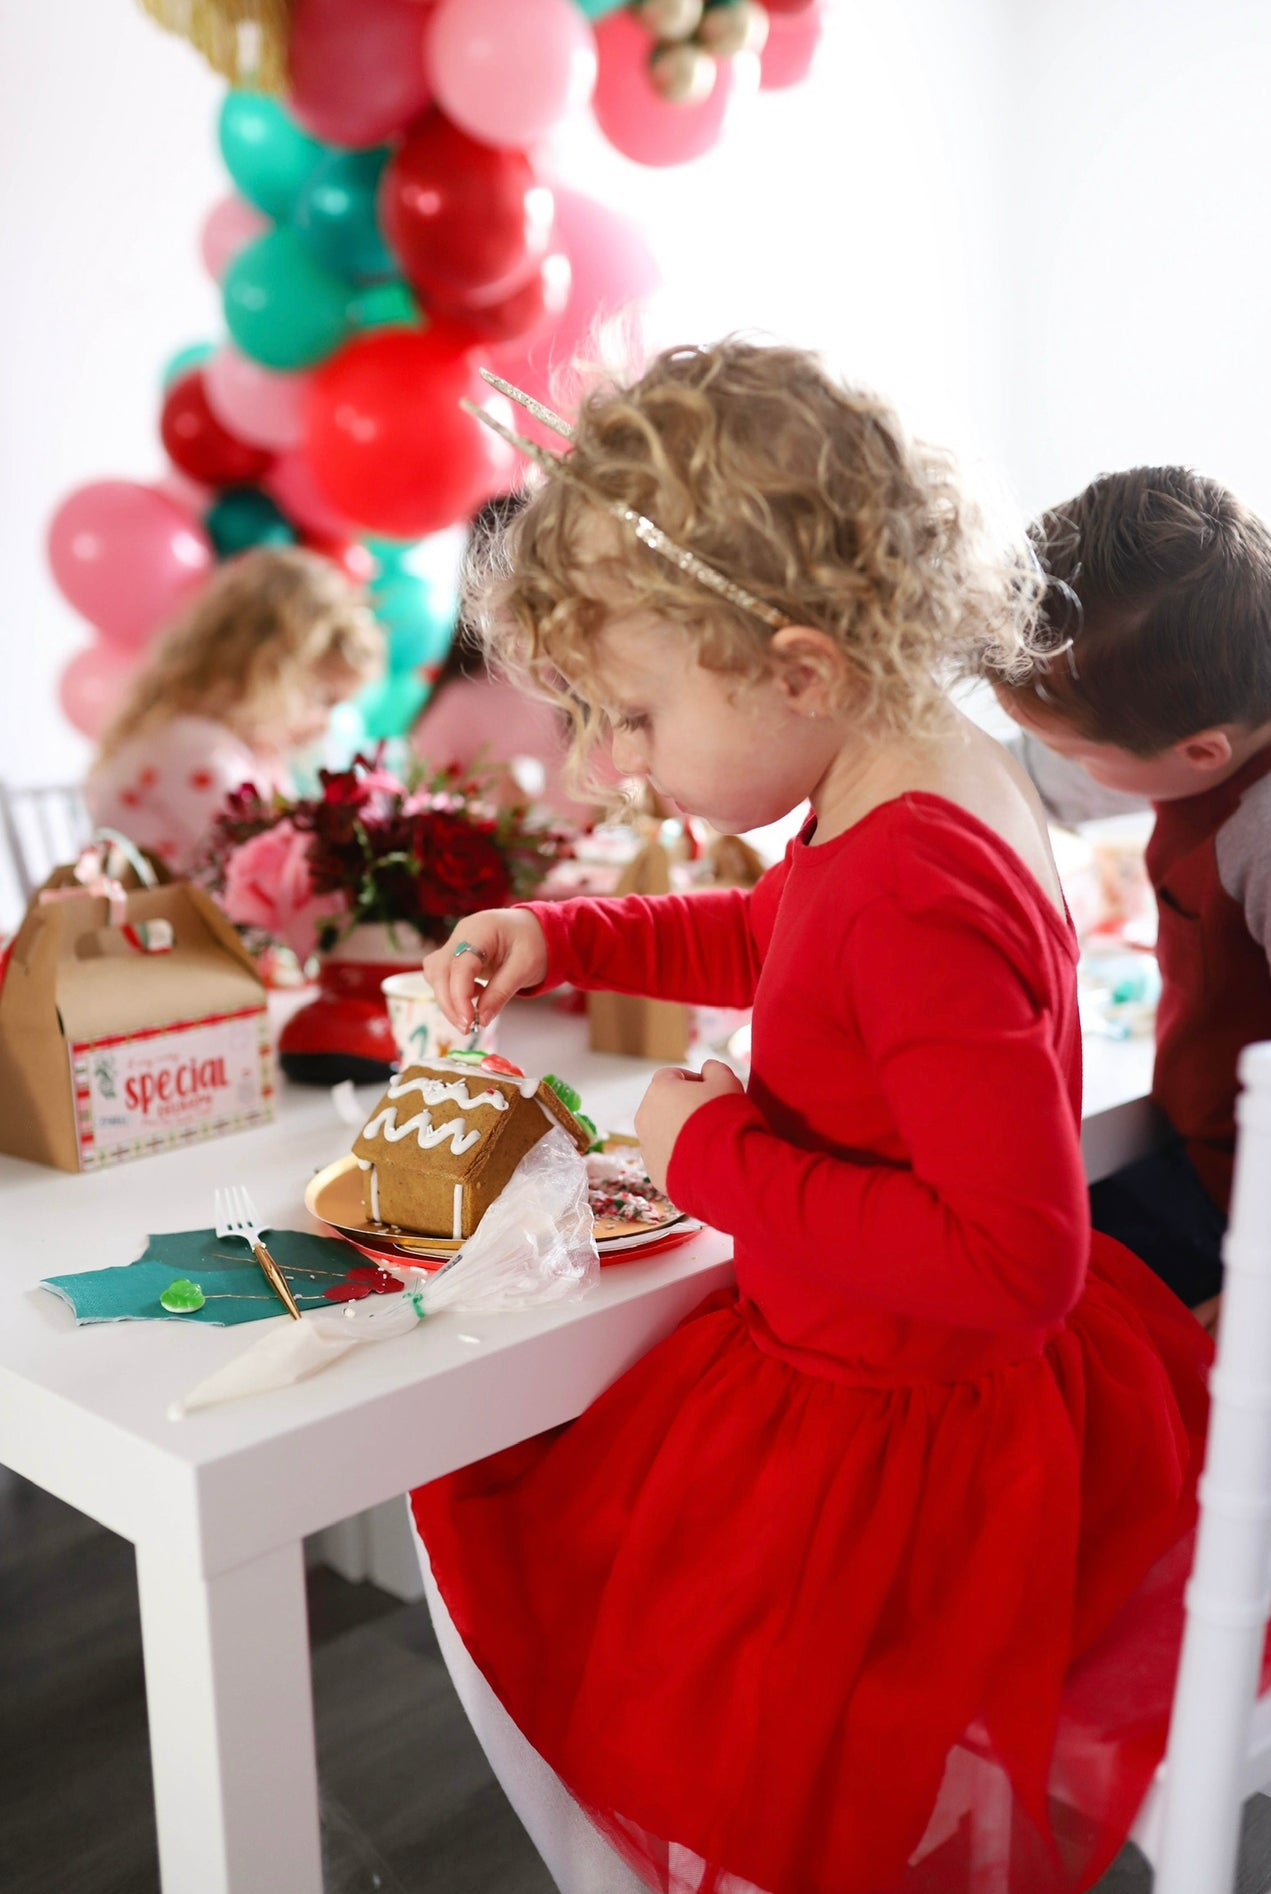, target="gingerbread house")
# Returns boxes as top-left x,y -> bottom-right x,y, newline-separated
352,1053 -> 592,1240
